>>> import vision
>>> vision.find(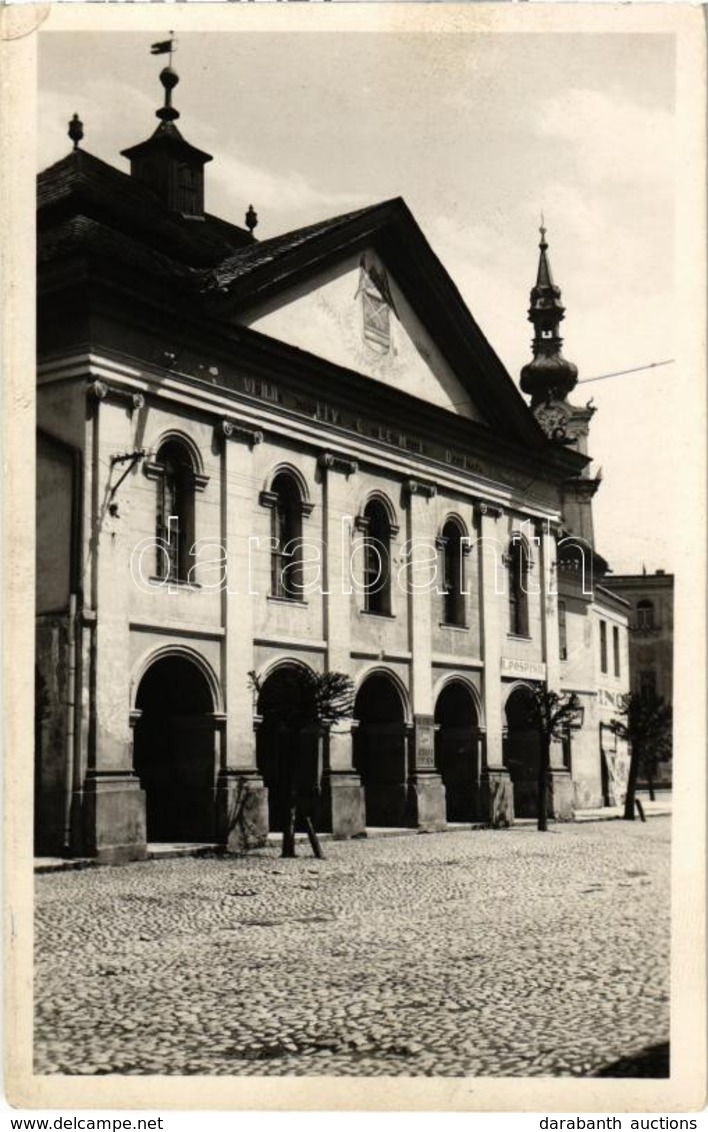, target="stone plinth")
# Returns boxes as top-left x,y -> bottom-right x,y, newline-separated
480,768 -> 514,827
82,771 -> 148,863
548,769 -> 575,821
406,775 -> 447,831
216,771 -> 269,850
319,771 -> 366,839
